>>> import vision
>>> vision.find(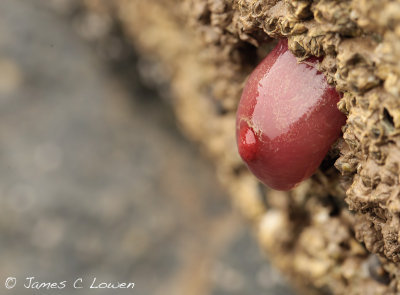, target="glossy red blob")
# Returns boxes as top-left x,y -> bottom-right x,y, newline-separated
236,40 -> 346,191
